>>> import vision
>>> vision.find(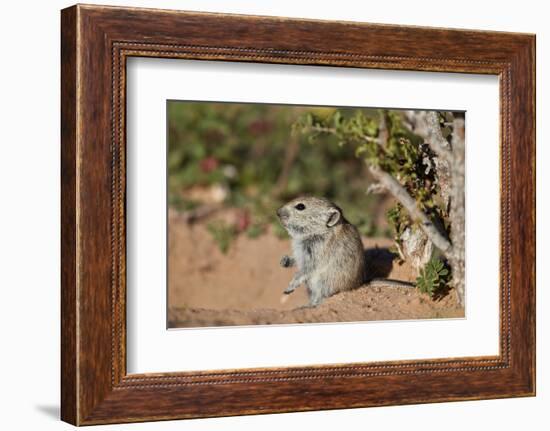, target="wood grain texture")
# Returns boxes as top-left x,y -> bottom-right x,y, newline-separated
60,5 -> 78,425
60,4 -> 536,425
